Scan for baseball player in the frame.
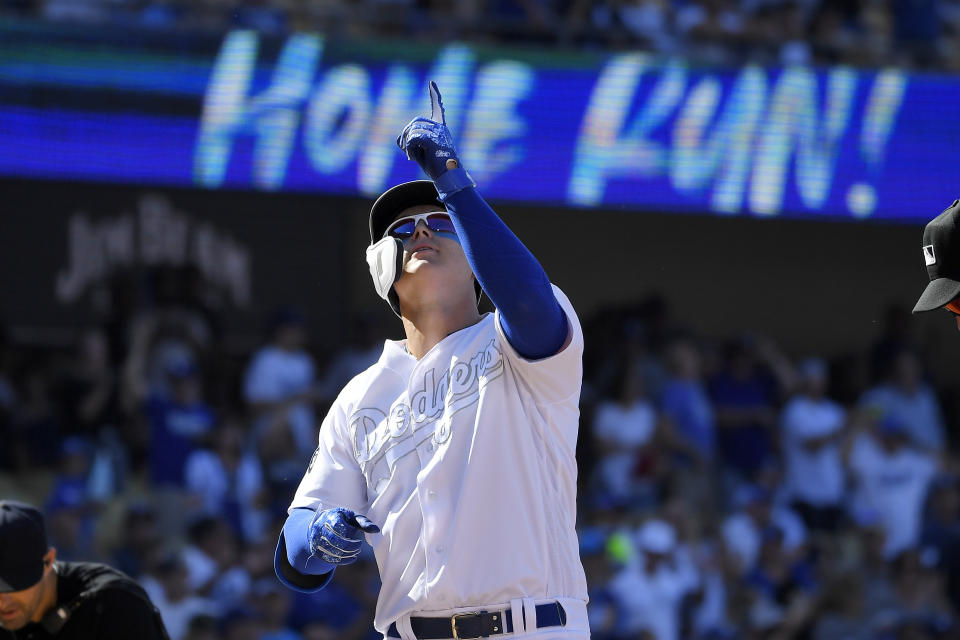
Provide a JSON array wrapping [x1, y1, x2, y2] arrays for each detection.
[[274, 82, 590, 640], [913, 199, 960, 328]]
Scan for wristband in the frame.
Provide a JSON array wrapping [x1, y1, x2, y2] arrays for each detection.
[[434, 167, 476, 201]]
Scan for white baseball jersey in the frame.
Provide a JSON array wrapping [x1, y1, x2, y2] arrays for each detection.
[[289, 285, 588, 633]]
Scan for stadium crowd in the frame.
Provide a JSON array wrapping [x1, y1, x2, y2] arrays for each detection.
[[1, 0, 960, 70], [0, 265, 957, 640]]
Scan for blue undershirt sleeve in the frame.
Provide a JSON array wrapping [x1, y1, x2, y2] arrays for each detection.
[[442, 187, 567, 359], [274, 507, 335, 592]]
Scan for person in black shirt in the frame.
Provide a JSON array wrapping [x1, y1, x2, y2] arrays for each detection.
[[0, 500, 169, 639]]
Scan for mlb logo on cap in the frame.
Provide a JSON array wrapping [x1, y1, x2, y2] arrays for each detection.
[[913, 199, 960, 313]]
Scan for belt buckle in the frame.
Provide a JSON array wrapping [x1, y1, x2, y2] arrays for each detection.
[[450, 611, 480, 640]]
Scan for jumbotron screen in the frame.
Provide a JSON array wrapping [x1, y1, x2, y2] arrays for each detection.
[[0, 22, 954, 222]]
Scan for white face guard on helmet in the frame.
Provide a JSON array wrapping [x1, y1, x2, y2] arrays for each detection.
[[365, 236, 405, 317], [366, 180, 482, 318]]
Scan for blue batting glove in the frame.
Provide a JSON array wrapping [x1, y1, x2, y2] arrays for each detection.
[[397, 82, 476, 200], [308, 507, 380, 566]]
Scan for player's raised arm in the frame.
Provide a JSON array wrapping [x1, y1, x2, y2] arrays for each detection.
[[395, 82, 568, 359]]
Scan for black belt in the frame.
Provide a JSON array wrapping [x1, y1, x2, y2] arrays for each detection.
[[387, 602, 567, 639]]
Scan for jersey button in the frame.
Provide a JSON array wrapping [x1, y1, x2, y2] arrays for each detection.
[[435, 545, 444, 553], [427, 490, 437, 499]]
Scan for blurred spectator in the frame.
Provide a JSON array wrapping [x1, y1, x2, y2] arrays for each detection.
[[181, 515, 240, 600], [183, 614, 220, 640], [54, 326, 119, 437], [318, 313, 382, 400], [674, 0, 747, 65], [299, 620, 339, 640], [144, 354, 216, 488], [860, 348, 946, 452], [742, 524, 817, 637], [607, 519, 700, 640], [708, 337, 791, 481], [919, 473, 960, 611], [890, 549, 954, 624], [112, 502, 163, 579], [780, 358, 847, 531], [590, 366, 662, 510], [847, 414, 939, 558], [220, 608, 265, 640], [891, 0, 943, 67], [244, 307, 320, 469], [812, 573, 873, 640], [41, 0, 111, 23], [185, 417, 267, 541], [43, 436, 99, 559], [231, 0, 288, 34], [721, 484, 807, 574], [659, 338, 714, 464], [250, 577, 299, 640], [142, 552, 217, 640]]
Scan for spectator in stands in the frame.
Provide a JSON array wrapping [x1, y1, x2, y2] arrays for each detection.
[[142, 552, 217, 640], [111, 502, 162, 580], [847, 414, 939, 559], [144, 354, 216, 489], [780, 358, 847, 531], [180, 515, 239, 601], [721, 484, 807, 574], [860, 348, 946, 452], [607, 519, 700, 640], [244, 308, 320, 466], [742, 524, 818, 638], [183, 614, 219, 640], [811, 573, 873, 640], [660, 338, 714, 464], [54, 326, 118, 438], [185, 417, 267, 541], [318, 313, 382, 401], [919, 473, 960, 611], [708, 336, 790, 482], [249, 577, 299, 640], [591, 366, 661, 510], [891, 0, 944, 67]]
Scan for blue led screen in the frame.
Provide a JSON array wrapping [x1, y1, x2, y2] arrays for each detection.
[[0, 25, 956, 222]]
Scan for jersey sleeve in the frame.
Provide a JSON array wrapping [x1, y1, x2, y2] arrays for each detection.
[[494, 284, 583, 406], [288, 395, 368, 514]]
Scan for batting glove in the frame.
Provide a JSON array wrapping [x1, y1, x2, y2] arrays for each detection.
[[397, 81, 475, 201], [308, 507, 380, 566]]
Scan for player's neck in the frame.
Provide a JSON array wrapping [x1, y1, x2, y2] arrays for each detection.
[[401, 305, 482, 359]]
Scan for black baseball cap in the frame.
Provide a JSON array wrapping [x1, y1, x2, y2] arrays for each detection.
[[368, 180, 444, 243], [914, 199, 960, 313], [0, 501, 49, 592]]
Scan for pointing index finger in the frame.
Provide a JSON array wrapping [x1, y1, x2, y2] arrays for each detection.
[[429, 81, 446, 126]]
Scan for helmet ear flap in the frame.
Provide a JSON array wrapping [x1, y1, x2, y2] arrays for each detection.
[[366, 237, 404, 317]]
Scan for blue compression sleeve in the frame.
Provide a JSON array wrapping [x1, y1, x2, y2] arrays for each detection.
[[443, 187, 567, 359], [274, 508, 335, 592]]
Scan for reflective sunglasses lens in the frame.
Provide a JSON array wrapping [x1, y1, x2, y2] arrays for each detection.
[[386, 219, 417, 238], [427, 214, 456, 233], [945, 300, 960, 316]]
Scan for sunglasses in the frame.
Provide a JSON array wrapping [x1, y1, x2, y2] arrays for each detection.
[[384, 212, 456, 239], [945, 300, 960, 316]]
